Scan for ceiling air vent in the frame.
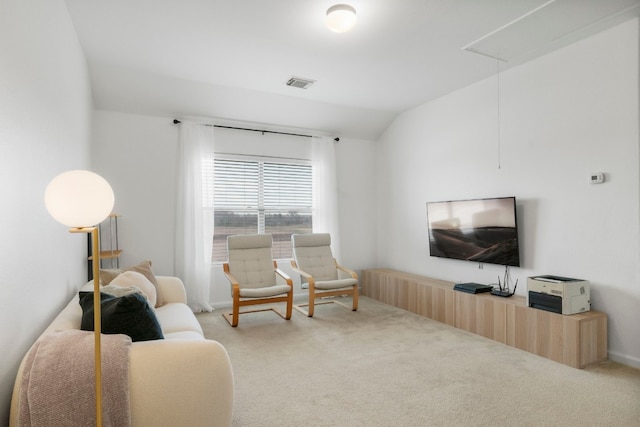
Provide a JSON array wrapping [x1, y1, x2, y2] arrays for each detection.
[[286, 76, 316, 89]]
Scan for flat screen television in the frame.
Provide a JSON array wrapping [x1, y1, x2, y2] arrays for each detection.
[[426, 196, 520, 267]]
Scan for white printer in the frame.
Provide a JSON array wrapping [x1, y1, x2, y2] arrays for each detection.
[[527, 275, 590, 315]]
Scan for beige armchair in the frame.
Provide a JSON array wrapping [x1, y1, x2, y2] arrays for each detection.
[[222, 234, 293, 327], [290, 233, 358, 317]]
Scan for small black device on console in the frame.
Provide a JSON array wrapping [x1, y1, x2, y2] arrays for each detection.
[[490, 289, 514, 297], [489, 272, 518, 297], [453, 282, 494, 294]]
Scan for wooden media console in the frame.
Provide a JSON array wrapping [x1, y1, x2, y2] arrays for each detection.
[[361, 269, 607, 368]]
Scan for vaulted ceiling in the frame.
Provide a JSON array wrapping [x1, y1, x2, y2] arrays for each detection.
[[65, 0, 640, 140]]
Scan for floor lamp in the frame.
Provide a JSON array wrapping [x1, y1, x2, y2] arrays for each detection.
[[45, 170, 115, 427]]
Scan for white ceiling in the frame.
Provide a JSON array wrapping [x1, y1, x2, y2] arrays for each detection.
[[65, 0, 640, 140]]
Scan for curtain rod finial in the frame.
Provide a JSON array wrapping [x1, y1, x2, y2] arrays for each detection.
[[334, 137, 340, 142], [173, 119, 181, 124]]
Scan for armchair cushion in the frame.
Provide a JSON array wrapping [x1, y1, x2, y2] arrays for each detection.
[[313, 278, 358, 290], [292, 233, 338, 281], [227, 233, 273, 250], [229, 251, 276, 288], [239, 284, 292, 298], [227, 234, 277, 289]]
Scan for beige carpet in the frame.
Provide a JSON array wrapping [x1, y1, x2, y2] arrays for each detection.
[[196, 297, 640, 427]]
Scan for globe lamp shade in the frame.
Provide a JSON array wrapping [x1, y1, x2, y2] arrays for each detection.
[[45, 170, 114, 228], [326, 4, 357, 33]]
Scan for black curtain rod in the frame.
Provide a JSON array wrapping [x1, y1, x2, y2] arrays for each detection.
[[173, 119, 339, 140]]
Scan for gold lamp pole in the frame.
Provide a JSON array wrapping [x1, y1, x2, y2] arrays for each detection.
[[45, 170, 115, 427]]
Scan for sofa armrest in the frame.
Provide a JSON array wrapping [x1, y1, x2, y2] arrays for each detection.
[[156, 276, 187, 305], [129, 339, 234, 427]]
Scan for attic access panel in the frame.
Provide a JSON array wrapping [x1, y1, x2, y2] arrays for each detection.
[[463, 0, 640, 62]]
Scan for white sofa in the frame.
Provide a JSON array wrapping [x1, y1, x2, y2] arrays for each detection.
[[10, 276, 234, 426]]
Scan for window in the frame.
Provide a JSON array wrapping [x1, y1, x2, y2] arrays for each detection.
[[211, 157, 312, 262]]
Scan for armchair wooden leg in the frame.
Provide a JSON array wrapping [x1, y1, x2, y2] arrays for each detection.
[[292, 285, 358, 317], [232, 303, 239, 326], [223, 291, 240, 327], [352, 285, 359, 311], [307, 297, 315, 317], [222, 312, 238, 327], [285, 291, 293, 320]]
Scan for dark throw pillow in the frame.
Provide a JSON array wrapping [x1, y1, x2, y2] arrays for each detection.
[[79, 291, 164, 342]]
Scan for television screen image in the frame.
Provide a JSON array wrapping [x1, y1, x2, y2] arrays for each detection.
[[426, 197, 520, 267]]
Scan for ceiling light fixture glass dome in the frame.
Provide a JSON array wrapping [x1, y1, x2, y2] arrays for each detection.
[[326, 4, 357, 33]]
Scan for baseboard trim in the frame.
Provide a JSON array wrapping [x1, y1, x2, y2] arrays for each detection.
[[608, 350, 640, 369]]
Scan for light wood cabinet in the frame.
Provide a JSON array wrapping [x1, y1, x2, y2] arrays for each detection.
[[362, 269, 455, 326], [361, 269, 607, 369]]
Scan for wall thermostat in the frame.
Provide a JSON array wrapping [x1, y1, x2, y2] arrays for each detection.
[[589, 172, 605, 184]]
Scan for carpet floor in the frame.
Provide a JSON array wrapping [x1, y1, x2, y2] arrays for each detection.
[[196, 296, 640, 427]]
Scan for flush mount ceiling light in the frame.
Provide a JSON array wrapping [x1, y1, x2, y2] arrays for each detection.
[[326, 4, 357, 33]]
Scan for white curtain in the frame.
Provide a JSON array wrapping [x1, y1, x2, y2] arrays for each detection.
[[311, 136, 341, 259], [175, 123, 215, 312]]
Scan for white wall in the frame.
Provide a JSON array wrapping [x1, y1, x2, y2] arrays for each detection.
[[0, 0, 92, 422], [91, 112, 378, 306], [91, 112, 179, 274], [376, 18, 640, 368]]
